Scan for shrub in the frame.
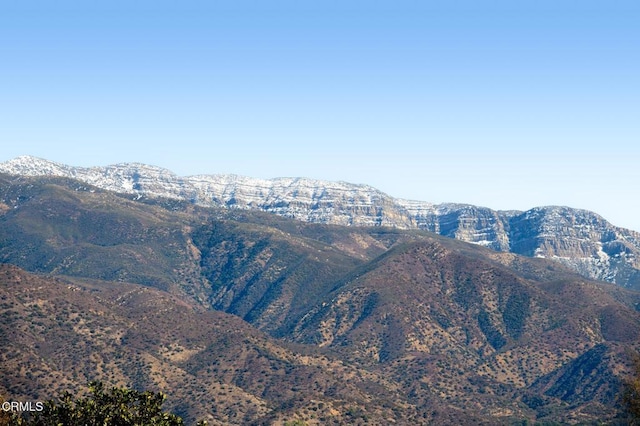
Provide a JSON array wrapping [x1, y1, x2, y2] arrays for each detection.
[[7, 381, 206, 426]]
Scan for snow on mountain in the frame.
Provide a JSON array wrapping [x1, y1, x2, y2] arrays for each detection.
[[2, 155, 639, 288]]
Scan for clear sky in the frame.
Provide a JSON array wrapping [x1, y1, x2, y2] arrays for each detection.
[[1, 1, 639, 230]]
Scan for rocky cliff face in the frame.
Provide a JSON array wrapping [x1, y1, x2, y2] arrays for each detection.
[[2, 155, 639, 289], [507, 206, 640, 286]]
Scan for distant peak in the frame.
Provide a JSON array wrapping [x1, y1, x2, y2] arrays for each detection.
[[7, 155, 59, 165], [0, 155, 72, 176]]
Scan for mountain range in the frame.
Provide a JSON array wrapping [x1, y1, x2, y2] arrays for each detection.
[[1, 155, 639, 290], [1, 169, 640, 424]]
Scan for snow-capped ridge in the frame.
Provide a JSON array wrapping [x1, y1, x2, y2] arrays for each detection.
[[2, 156, 639, 288]]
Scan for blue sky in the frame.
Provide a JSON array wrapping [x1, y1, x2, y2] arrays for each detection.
[[1, 1, 639, 230]]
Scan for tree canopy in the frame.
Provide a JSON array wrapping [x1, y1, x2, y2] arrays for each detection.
[[5, 382, 202, 426]]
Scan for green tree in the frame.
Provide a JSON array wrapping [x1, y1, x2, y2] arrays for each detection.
[[1, 395, 14, 426], [8, 381, 202, 426], [283, 420, 307, 426]]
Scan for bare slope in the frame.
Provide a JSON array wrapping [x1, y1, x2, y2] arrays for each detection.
[[0, 264, 418, 425], [286, 238, 640, 422]]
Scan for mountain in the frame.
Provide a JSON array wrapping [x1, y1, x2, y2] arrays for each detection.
[[286, 238, 640, 423], [0, 264, 418, 425], [1, 174, 640, 423], [2, 156, 639, 289]]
